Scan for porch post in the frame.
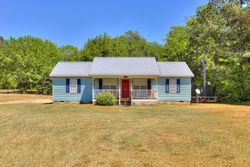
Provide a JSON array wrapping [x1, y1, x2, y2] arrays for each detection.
[[118, 78, 121, 106]]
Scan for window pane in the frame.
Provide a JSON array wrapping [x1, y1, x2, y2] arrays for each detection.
[[133, 79, 147, 90], [102, 86, 109, 89], [103, 79, 109, 86], [169, 79, 177, 93], [133, 79, 147, 86], [109, 79, 117, 86], [102, 79, 117, 89], [70, 79, 77, 93], [133, 86, 139, 89], [110, 86, 117, 89]]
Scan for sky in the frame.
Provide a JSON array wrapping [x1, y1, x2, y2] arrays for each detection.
[[1, 0, 208, 48]]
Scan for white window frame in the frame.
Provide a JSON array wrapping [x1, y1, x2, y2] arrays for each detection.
[[169, 79, 177, 94], [70, 79, 77, 93]]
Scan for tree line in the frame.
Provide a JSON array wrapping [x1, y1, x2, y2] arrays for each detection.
[[0, 0, 249, 102]]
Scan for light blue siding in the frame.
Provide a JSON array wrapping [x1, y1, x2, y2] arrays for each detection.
[[52, 78, 92, 103], [52, 77, 192, 103], [157, 77, 191, 102]]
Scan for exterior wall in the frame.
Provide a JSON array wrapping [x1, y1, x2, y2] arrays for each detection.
[[52, 77, 192, 104], [52, 78, 92, 103], [157, 77, 191, 102]]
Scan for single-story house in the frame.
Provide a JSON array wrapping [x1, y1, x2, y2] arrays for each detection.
[[49, 57, 194, 105]]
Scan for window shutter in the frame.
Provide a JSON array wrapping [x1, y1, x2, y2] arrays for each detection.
[[147, 79, 151, 90], [99, 79, 102, 89], [177, 79, 180, 93], [77, 79, 81, 93], [66, 79, 70, 93], [165, 79, 169, 93]]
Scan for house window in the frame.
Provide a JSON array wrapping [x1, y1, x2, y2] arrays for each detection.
[[165, 79, 180, 94], [69, 79, 77, 93], [133, 79, 147, 90], [169, 79, 177, 93], [102, 79, 117, 89]]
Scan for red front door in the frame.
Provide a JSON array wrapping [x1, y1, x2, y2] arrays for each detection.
[[122, 79, 130, 98]]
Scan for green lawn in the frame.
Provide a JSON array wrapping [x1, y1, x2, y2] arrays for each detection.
[[0, 102, 249, 167]]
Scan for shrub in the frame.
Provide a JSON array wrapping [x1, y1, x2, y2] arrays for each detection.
[[96, 92, 116, 106]]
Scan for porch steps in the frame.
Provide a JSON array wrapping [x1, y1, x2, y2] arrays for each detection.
[[120, 98, 131, 106]]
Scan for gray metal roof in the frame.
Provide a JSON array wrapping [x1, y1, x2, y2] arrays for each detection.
[[89, 57, 160, 76], [49, 58, 194, 78], [49, 62, 92, 77], [157, 62, 194, 77]]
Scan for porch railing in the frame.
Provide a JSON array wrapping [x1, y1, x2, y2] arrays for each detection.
[[131, 89, 157, 99], [94, 89, 157, 99], [94, 89, 119, 99]]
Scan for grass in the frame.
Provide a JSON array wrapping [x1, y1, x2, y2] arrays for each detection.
[[221, 101, 250, 106], [0, 93, 51, 102], [0, 95, 249, 166]]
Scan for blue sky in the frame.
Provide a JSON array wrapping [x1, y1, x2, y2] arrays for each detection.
[[1, 0, 208, 48]]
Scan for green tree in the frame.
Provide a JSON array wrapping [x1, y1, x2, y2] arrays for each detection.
[[0, 36, 63, 94], [80, 31, 163, 60], [188, 1, 250, 101], [81, 33, 114, 61], [163, 26, 190, 61], [58, 45, 81, 61]]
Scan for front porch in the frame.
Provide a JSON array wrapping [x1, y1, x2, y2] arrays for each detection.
[[92, 78, 157, 105]]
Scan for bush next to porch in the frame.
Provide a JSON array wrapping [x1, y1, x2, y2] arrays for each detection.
[[96, 92, 116, 106]]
